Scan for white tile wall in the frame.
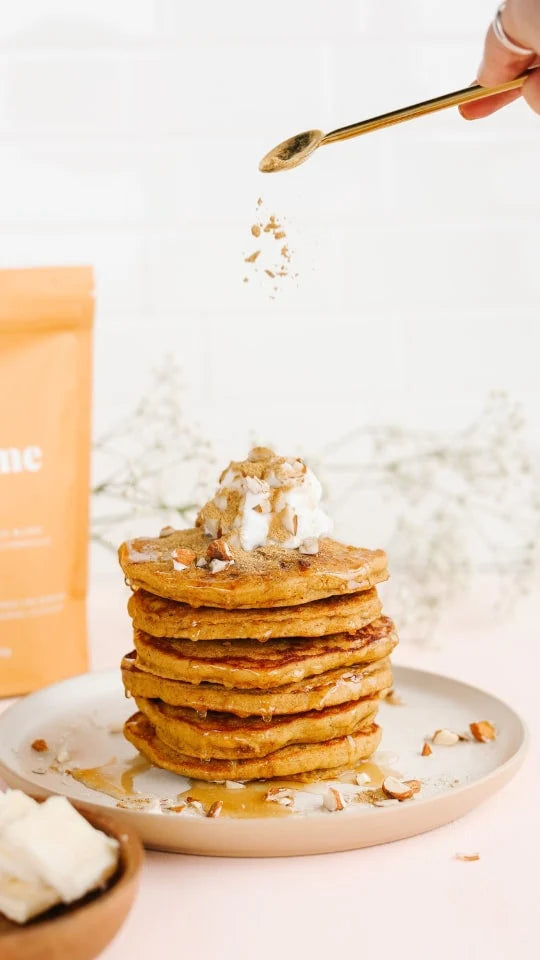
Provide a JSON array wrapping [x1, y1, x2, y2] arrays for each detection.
[[0, 0, 538, 561]]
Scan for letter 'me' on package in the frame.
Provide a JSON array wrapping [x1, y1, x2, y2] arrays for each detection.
[[0, 267, 94, 695]]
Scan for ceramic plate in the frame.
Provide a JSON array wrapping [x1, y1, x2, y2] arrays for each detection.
[[0, 667, 526, 857]]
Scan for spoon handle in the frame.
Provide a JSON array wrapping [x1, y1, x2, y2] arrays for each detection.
[[320, 68, 536, 146]]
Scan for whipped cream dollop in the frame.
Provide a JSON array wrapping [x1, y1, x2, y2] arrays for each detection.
[[196, 447, 333, 552]]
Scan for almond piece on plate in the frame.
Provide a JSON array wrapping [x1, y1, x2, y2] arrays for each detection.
[[207, 801, 223, 818], [323, 788, 345, 812], [382, 776, 415, 800], [432, 729, 460, 746], [456, 852, 480, 862], [386, 689, 404, 706], [469, 721, 496, 742], [31, 739, 49, 753], [421, 741, 432, 756]]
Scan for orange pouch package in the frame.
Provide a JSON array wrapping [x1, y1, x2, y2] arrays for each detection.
[[0, 267, 94, 696]]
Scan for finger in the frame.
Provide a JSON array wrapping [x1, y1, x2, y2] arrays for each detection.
[[477, 11, 536, 87], [523, 63, 540, 112], [459, 86, 522, 120]]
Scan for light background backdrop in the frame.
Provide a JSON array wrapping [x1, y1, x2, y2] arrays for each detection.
[[1, 0, 539, 643]]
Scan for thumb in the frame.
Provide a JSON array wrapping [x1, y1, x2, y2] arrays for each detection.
[[460, 6, 537, 120]]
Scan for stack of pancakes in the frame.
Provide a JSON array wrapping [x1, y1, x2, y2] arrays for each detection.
[[119, 528, 398, 782]]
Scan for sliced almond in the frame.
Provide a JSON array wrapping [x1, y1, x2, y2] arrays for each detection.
[[195, 557, 207, 568], [206, 537, 233, 561], [31, 739, 48, 753], [159, 525, 175, 537], [355, 772, 371, 786], [456, 852, 480, 862], [432, 728, 460, 746], [172, 547, 196, 566], [265, 787, 294, 806], [209, 558, 232, 574], [225, 780, 245, 790], [299, 538, 319, 555], [207, 801, 223, 818], [323, 787, 345, 812], [386, 689, 404, 706], [382, 776, 415, 800], [469, 721, 496, 743]]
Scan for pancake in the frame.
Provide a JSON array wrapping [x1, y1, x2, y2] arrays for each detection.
[[128, 587, 382, 641], [124, 712, 382, 781], [118, 528, 388, 608], [122, 652, 392, 717], [135, 696, 379, 759], [133, 616, 398, 690]]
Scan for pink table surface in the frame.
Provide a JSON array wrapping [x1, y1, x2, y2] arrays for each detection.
[[2, 571, 539, 960]]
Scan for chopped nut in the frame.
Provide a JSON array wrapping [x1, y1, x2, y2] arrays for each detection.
[[207, 801, 223, 818], [265, 787, 294, 806], [421, 741, 433, 756], [172, 547, 196, 566], [432, 728, 460, 746], [164, 804, 186, 814], [373, 798, 400, 807], [265, 269, 275, 278], [299, 538, 319, 555], [244, 250, 261, 263], [206, 537, 233, 561], [356, 772, 371, 786], [209, 558, 232, 574], [31, 739, 48, 753], [456, 853, 480, 862], [323, 787, 345, 812], [470, 721, 496, 743], [382, 776, 415, 800], [274, 230, 286, 240], [225, 780, 245, 790], [386, 689, 404, 706], [159, 525, 175, 537], [196, 557, 207, 568]]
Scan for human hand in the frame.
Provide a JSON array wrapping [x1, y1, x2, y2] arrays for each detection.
[[460, 0, 540, 119]]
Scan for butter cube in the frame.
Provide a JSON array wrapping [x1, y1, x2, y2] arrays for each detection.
[[1, 796, 119, 903], [0, 791, 37, 831], [0, 872, 60, 924]]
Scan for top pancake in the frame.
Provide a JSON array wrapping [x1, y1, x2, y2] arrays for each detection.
[[127, 587, 382, 641], [118, 528, 388, 609]]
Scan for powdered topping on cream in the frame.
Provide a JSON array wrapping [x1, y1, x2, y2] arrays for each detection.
[[196, 447, 333, 552]]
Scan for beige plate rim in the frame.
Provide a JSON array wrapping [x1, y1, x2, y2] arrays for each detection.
[[0, 666, 528, 858]]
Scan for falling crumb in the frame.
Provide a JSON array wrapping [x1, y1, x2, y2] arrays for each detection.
[[456, 853, 480, 862], [243, 199, 297, 297], [31, 739, 49, 753]]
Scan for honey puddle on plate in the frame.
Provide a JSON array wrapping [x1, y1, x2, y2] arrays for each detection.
[[70, 756, 394, 818]]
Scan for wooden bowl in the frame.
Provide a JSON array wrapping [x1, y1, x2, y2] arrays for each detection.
[[0, 800, 144, 960]]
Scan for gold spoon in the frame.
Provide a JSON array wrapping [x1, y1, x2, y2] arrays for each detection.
[[259, 69, 535, 173]]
